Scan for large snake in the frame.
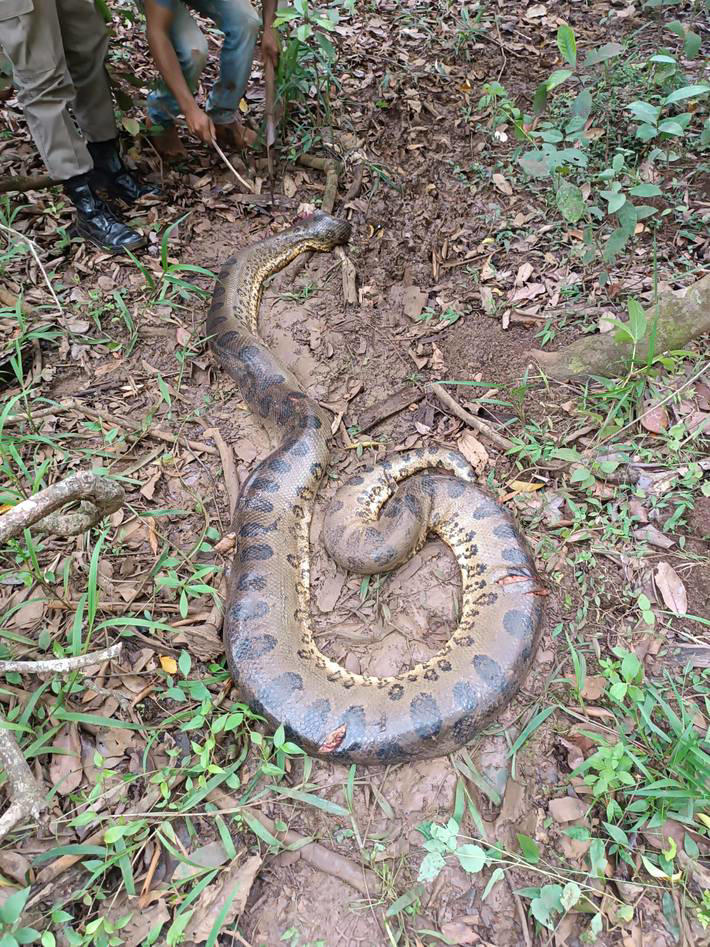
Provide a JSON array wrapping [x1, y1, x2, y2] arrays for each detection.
[[207, 211, 543, 764]]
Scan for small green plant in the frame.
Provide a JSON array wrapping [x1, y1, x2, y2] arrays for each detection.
[[0, 886, 40, 945]]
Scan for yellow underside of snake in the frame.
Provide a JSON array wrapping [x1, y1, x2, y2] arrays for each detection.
[[207, 211, 543, 764]]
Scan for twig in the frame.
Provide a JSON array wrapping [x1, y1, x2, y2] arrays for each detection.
[[0, 172, 56, 195], [203, 427, 240, 520], [0, 726, 47, 841], [63, 398, 219, 455], [0, 643, 122, 674], [0, 223, 63, 315], [429, 382, 514, 452], [0, 470, 124, 543], [213, 140, 254, 193]]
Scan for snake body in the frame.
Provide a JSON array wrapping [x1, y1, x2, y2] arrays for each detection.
[[208, 211, 543, 764]]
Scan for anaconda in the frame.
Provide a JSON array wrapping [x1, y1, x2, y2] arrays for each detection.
[[207, 211, 543, 765]]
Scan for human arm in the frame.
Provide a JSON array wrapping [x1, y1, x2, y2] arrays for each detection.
[[261, 0, 279, 67], [144, 0, 215, 143]]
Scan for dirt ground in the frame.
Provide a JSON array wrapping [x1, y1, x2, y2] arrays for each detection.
[[0, 0, 708, 945]]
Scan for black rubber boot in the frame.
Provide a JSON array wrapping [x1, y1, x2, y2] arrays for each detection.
[[63, 173, 147, 254], [87, 138, 160, 204]]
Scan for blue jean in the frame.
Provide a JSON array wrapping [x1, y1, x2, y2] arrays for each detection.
[[146, 0, 260, 127]]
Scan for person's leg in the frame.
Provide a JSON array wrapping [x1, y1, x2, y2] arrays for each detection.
[[57, 0, 159, 202], [0, 0, 146, 252], [190, 0, 259, 147], [145, 1, 207, 154]]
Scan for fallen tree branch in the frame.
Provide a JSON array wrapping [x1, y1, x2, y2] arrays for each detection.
[[0, 173, 56, 195], [0, 471, 125, 841], [0, 643, 122, 674], [528, 273, 710, 381], [429, 382, 514, 452], [0, 470, 124, 542]]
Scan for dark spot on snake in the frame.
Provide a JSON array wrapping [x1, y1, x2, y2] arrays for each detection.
[[209, 313, 227, 326], [277, 399, 295, 423], [373, 545, 397, 566], [329, 499, 344, 513], [230, 598, 269, 621], [447, 480, 467, 499], [381, 459, 392, 470], [286, 553, 299, 568], [502, 547, 528, 565], [414, 448, 425, 458], [240, 543, 274, 562], [267, 456, 291, 474], [388, 683, 404, 701], [258, 671, 304, 711], [301, 413, 322, 431], [296, 486, 312, 500], [234, 633, 276, 660], [251, 477, 279, 493], [364, 526, 385, 548], [291, 505, 305, 519], [377, 740, 407, 762], [452, 679, 480, 743], [453, 680, 478, 713], [423, 668, 439, 682], [297, 648, 312, 660], [236, 572, 267, 592], [494, 523, 517, 540], [242, 496, 274, 513], [457, 635, 476, 647], [473, 654, 504, 687], [419, 475, 436, 498], [301, 698, 331, 744], [239, 522, 275, 537], [383, 498, 403, 519], [219, 330, 241, 348], [503, 608, 534, 640], [404, 493, 420, 515], [349, 475, 364, 486], [310, 462, 323, 478], [472, 499, 500, 520], [258, 396, 273, 417], [285, 438, 310, 457], [410, 692, 443, 740], [437, 659, 452, 672], [335, 704, 366, 754]]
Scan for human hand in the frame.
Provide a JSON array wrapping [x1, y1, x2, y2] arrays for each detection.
[[185, 104, 216, 144], [261, 26, 280, 68]]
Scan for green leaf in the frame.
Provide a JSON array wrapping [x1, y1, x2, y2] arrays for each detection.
[[600, 190, 626, 213], [603, 227, 631, 262], [517, 834, 540, 864], [456, 844, 487, 874], [629, 182, 662, 197], [649, 54, 676, 65], [557, 25, 577, 67], [683, 31, 701, 60], [561, 881, 581, 911], [508, 705, 557, 758], [627, 298, 647, 343], [269, 786, 349, 817], [178, 650, 191, 677], [482, 867, 505, 901], [583, 42, 623, 67], [546, 69, 573, 91], [0, 936, 20, 947], [418, 851, 446, 882], [603, 822, 629, 845], [664, 84, 709, 105], [530, 885, 563, 930], [385, 885, 425, 918], [556, 182, 585, 223], [532, 81, 548, 115], [0, 887, 31, 926], [626, 100, 661, 125], [121, 116, 140, 136]]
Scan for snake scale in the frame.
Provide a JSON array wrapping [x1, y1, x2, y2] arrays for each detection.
[[207, 211, 544, 765]]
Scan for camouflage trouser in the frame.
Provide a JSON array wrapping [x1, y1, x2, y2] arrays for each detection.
[[0, 0, 117, 179], [144, 0, 260, 127]]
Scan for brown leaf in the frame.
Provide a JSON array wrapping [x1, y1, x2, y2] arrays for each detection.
[[633, 525, 675, 549], [173, 841, 230, 881], [549, 796, 588, 823], [515, 262, 534, 286], [480, 285, 497, 315], [183, 854, 262, 941], [654, 561, 687, 616], [440, 919, 480, 944], [316, 571, 346, 613], [492, 172, 513, 196], [402, 286, 428, 320], [640, 402, 669, 433], [0, 851, 31, 885], [457, 431, 489, 474], [49, 725, 84, 796]]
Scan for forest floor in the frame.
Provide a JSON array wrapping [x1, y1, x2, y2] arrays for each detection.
[[0, 1, 708, 946]]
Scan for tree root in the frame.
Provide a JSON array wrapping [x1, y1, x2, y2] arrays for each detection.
[[0, 173, 57, 195], [0, 471, 125, 841], [528, 273, 710, 381], [0, 470, 124, 543], [429, 382, 514, 452]]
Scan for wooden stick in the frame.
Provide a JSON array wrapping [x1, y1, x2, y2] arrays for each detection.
[[429, 383, 514, 451], [213, 141, 254, 193], [0, 643, 122, 674]]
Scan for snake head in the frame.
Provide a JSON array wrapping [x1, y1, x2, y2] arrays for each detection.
[[294, 209, 352, 248]]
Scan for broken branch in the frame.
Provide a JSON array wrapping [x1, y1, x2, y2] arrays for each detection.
[[429, 383, 514, 452]]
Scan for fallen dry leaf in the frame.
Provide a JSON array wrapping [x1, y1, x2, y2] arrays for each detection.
[[515, 262, 533, 285], [549, 796, 588, 823], [440, 919, 480, 945], [159, 655, 178, 674], [457, 430, 489, 474], [402, 286, 428, 320], [640, 402, 669, 434], [49, 724, 84, 796], [491, 172, 513, 196], [654, 561, 687, 616], [633, 524, 675, 549], [183, 854, 262, 941], [509, 480, 544, 493]]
